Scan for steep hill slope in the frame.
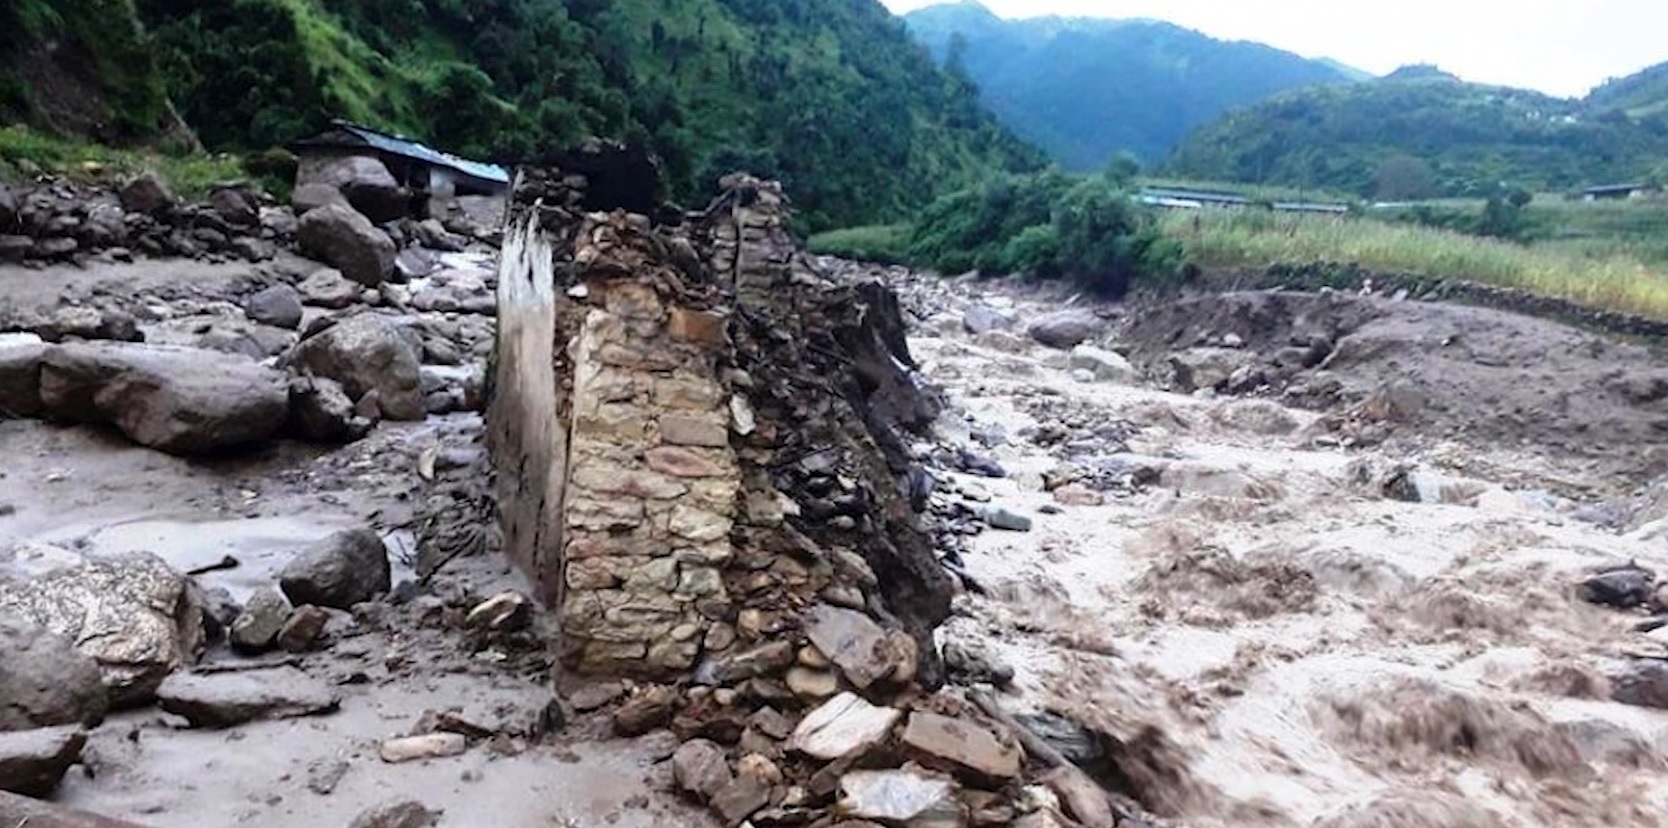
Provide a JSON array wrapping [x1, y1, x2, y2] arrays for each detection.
[[1587, 60, 1668, 117], [903, 0, 1359, 170], [1168, 70, 1668, 197], [6, 0, 1045, 230]]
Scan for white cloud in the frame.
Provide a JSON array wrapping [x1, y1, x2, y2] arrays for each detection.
[[881, 0, 1668, 97]]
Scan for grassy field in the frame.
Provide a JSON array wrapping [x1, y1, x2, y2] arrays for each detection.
[[0, 125, 249, 197], [1162, 208, 1668, 320]]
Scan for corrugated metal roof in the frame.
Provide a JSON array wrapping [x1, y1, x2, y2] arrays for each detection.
[[308, 121, 509, 185]]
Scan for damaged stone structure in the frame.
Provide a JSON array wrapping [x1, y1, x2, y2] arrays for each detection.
[[489, 166, 1151, 827]]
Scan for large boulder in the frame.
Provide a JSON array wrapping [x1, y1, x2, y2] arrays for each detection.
[[288, 314, 424, 421], [118, 171, 174, 216], [0, 616, 109, 732], [287, 375, 372, 443], [1025, 309, 1103, 350], [38, 342, 291, 455], [279, 529, 391, 610], [291, 182, 348, 216], [0, 340, 45, 417], [244, 284, 305, 330], [299, 156, 408, 223], [0, 726, 86, 797], [298, 203, 396, 287], [298, 267, 361, 309], [0, 552, 205, 706], [208, 183, 261, 227]]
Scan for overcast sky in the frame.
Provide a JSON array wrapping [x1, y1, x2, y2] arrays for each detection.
[[879, 1, 1668, 98]]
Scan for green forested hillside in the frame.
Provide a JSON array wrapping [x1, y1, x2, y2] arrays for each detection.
[[0, 0, 176, 141], [3, 0, 1045, 229], [902, 1, 1358, 170], [1587, 61, 1668, 117], [1168, 69, 1668, 198]]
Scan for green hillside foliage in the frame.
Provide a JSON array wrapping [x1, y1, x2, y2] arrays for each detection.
[[814, 171, 1184, 297], [1168, 71, 1668, 198], [1588, 61, 1668, 116], [122, 0, 1042, 230], [902, 1, 1358, 170], [0, 0, 173, 141]]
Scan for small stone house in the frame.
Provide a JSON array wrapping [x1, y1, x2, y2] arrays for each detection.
[[289, 120, 509, 213]]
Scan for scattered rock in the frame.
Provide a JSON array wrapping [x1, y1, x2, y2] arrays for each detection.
[[306, 757, 351, 795], [1611, 661, 1668, 709], [790, 692, 901, 761], [963, 303, 1016, 336], [298, 203, 397, 287], [465, 591, 532, 633], [298, 267, 361, 309], [245, 284, 305, 330], [1068, 345, 1136, 383], [155, 667, 340, 728], [0, 181, 15, 230], [0, 726, 85, 797], [942, 640, 1015, 688], [786, 666, 840, 702], [208, 184, 260, 227], [278, 529, 392, 610], [673, 738, 734, 803], [1051, 483, 1104, 507], [39, 342, 290, 455], [35, 306, 142, 343], [1039, 767, 1116, 828], [0, 340, 46, 417], [0, 552, 204, 705], [276, 605, 331, 652], [614, 685, 679, 736], [229, 587, 291, 654], [287, 374, 373, 443], [981, 506, 1033, 532], [710, 758, 775, 825], [119, 172, 174, 216], [1577, 562, 1655, 610], [901, 711, 1023, 784], [1167, 348, 1255, 393], [379, 733, 467, 763], [395, 248, 440, 281], [348, 801, 441, 828], [803, 605, 899, 690], [412, 218, 466, 252], [0, 616, 108, 732], [288, 313, 425, 420], [1026, 309, 1102, 350], [837, 768, 960, 825]]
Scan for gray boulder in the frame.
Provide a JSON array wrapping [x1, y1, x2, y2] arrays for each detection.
[[298, 267, 361, 309], [156, 667, 339, 728], [0, 181, 16, 230], [288, 375, 372, 443], [34, 306, 142, 344], [0, 726, 86, 797], [0, 340, 45, 417], [299, 156, 407, 223], [412, 219, 465, 252], [245, 284, 305, 330], [298, 203, 396, 287], [0, 616, 108, 732], [1026, 309, 1103, 350], [279, 530, 391, 610], [228, 587, 290, 654], [291, 182, 347, 216], [39, 342, 291, 455], [0, 552, 205, 705], [208, 184, 260, 227], [288, 314, 424, 421], [119, 171, 174, 216], [962, 303, 1016, 336]]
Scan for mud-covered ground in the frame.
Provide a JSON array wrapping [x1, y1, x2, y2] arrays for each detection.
[[8, 249, 1668, 827]]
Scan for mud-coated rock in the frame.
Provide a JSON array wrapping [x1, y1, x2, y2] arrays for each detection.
[[0, 340, 46, 417], [0, 552, 204, 706], [34, 306, 142, 344], [298, 203, 396, 287], [1068, 345, 1136, 383], [348, 800, 441, 828], [278, 530, 391, 610], [287, 375, 372, 443], [299, 156, 408, 224], [156, 667, 339, 728], [1026, 309, 1102, 349], [245, 285, 305, 330], [39, 342, 290, 455], [208, 184, 260, 227], [1611, 661, 1668, 709], [297, 267, 360, 309], [1577, 563, 1656, 610], [672, 738, 733, 802], [288, 314, 424, 420], [901, 711, 1022, 783], [228, 587, 290, 654], [0, 726, 86, 796], [276, 605, 330, 652], [118, 172, 174, 216], [962, 303, 1016, 336], [0, 616, 108, 732]]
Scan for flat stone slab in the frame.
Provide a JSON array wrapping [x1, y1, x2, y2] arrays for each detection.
[[901, 711, 1023, 783], [0, 726, 86, 797], [803, 604, 892, 690], [836, 768, 959, 824], [789, 691, 900, 761], [156, 667, 340, 728]]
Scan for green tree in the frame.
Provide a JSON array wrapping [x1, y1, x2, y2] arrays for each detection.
[[1373, 154, 1438, 201]]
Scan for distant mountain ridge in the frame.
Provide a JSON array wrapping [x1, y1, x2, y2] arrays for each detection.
[[902, 0, 1366, 170], [1167, 62, 1668, 197]]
